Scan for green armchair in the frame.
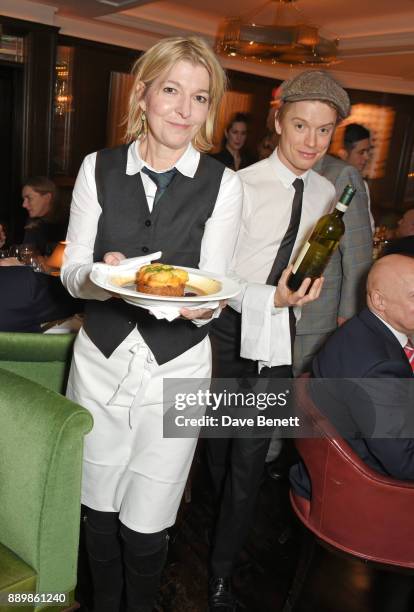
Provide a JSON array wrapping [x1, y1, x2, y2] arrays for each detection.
[[0, 332, 75, 394], [0, 368, 93, 612]]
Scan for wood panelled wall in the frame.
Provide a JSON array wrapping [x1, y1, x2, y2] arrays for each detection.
[[226, 70, 276, 157], [0, 17, 58, 241], [58, 35, 139, 178], [346, 88, 414, 216]]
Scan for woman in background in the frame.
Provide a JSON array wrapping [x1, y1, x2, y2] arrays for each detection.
[[213, 112, 255, 170]]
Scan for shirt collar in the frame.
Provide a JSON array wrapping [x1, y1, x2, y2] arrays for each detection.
[[269, 148, 310, 189], [372, 312, 409, 348], [126, 140, 200, 178]]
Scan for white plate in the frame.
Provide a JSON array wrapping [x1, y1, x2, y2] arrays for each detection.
[[90, 263, 240, 308]]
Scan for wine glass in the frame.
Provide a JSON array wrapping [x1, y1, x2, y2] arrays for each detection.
[[29, 254, 47, 273], [7, 244, 22, 259], [16, 244, 39, 265]]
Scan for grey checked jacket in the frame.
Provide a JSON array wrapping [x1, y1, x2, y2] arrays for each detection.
[[296, 154, 373, 336]]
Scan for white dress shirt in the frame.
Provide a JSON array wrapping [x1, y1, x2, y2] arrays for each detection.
[[229, 148, 336, 369], [61, 141, 243, 302], [372, 312, 409, 348], [62, 142, 243, 529], [364, 179, 375, 235]]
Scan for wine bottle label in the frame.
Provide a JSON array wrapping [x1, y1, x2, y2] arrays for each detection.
[[292, 241, 311, 274], [336, 202, 348, 213]]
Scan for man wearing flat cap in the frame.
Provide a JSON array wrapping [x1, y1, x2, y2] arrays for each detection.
[[207, 71, 352, 610]]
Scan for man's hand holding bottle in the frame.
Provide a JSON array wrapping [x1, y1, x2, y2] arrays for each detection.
[[274, 264, 324, 308]]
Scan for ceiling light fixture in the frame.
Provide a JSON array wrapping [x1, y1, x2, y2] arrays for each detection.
[[216, 0, 339, 67], [96, 0, 143, 7]]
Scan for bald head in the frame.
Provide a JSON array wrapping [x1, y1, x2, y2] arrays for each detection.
[[367, 254, 414, 336]]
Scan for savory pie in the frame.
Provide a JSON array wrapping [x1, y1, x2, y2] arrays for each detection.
[[136, 264, 189, 296]]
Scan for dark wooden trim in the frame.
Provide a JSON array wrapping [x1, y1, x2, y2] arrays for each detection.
[[0, 16, 59, 179], [58, 34, 140, 60], [0, 15, 58, 35], [22, 28, 58, 177], [394, 114, 414, 210]]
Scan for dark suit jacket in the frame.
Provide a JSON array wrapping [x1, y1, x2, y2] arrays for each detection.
[[211, 148, 256, 171], [383, 236, 414, 257], [0, 267, 82, 332], [291, 308, 414, 498], [23, 217, 67, 255]]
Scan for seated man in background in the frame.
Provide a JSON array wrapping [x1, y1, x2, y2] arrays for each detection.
[[291, 254, 414, 501], [395, 208, 414, 238], [0, 266, 82, 333], [382, 208, 414, 257]]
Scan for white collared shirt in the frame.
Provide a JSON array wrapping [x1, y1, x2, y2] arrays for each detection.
[[61, 141, 243, 302], [371, 312, 409, 348], [127, 141, 203, 212], [230, 148, 336, 368]]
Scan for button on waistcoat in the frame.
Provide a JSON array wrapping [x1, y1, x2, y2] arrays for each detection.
[[83, 144, 225, 364]]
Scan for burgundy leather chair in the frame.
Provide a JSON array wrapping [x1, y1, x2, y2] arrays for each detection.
[[283, 374, 414, 611]]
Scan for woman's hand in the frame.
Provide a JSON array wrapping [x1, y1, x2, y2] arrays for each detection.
[[274, 265, 324, 308], [103, 252, 126, 266], [180, 300, 227, 321]]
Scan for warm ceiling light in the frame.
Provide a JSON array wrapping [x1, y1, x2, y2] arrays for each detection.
[[96, 0, 141, 6], [216, 0, 339, 66]]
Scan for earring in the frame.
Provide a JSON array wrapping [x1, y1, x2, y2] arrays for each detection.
[[140, 110, 147, 136]]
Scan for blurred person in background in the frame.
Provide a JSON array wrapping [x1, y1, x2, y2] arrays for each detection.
[[339, 123, 375, 233], [340, 123, 371, 175], [382, 208, 414, 257], [0, 176, 67, 263], [257, 132, 276, 160], [213, 112, 256, 170], [0, 176, 80, 331], [257, 105, 279, 160], [395, 208, 414, 239]]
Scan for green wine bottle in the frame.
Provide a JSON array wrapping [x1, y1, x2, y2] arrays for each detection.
[[288, 184, 356, 292]]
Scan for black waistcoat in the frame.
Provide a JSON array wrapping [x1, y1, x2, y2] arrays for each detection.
[[83, 143, 225, 364]]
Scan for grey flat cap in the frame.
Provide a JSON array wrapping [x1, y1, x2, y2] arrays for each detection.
[[280, 70, 350, 119]]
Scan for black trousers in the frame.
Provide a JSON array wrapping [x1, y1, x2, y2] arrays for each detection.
[[207, 308, 292, 577]]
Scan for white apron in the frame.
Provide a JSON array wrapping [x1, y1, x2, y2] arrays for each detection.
[[66, 326, 211, 533]]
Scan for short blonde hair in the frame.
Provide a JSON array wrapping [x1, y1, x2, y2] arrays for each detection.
[[125, 36, 227, 152]]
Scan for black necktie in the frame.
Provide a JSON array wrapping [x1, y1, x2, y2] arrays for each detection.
[[266, 178, 304, 286], [141, 166, 177, 207]]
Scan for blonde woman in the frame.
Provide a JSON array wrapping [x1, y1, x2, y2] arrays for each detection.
[[61, 37, 242, 612]]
